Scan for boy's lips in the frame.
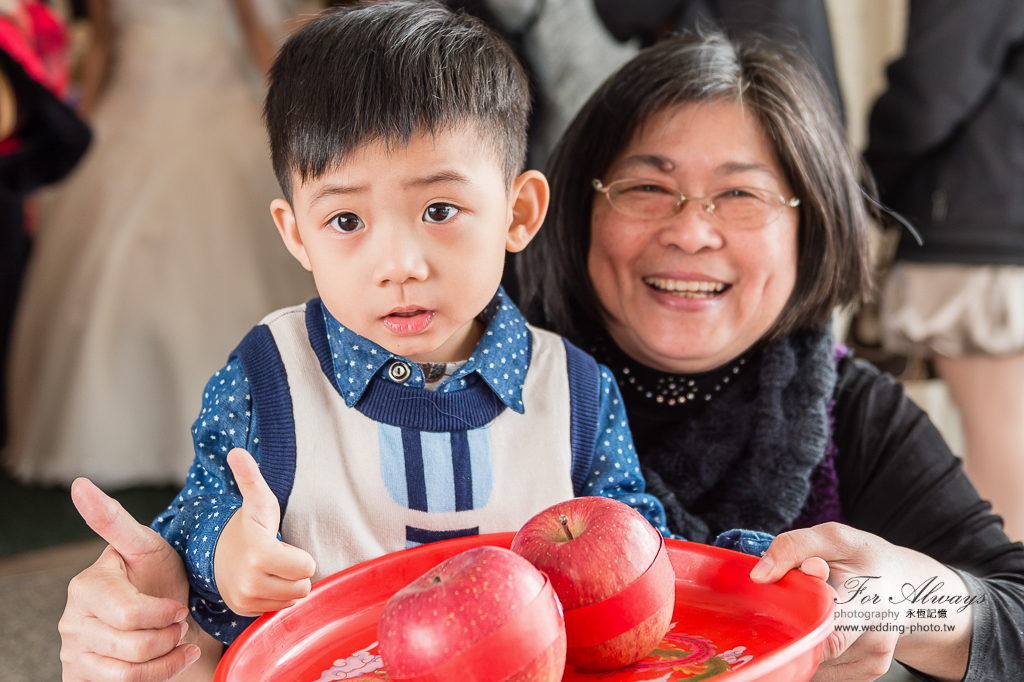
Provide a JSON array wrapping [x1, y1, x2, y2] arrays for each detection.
[[382, 308, 435, 335]]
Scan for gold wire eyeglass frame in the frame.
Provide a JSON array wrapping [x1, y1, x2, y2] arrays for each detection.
[[592, 177, 800, 225]]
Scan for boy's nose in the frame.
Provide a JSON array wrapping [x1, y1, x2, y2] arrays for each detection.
[[373, 228, 430, 285]]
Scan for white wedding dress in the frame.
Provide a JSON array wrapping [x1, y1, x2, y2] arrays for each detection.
[[3, 0, 315, 487]]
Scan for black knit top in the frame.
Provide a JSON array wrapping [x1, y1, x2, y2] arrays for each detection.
[[588, 331, 1024, 680]]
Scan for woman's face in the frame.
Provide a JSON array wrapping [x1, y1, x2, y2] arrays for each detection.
[[588, 100, 799, 373]]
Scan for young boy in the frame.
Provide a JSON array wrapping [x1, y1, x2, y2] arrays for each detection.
[[151, 0, 672, 645]]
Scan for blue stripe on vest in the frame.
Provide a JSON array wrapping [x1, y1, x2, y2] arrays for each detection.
[[467, 428, 493, 508], [564, 338, 601, 496], [401, 427, 428, 512], [229, 324, 297, 520], [378, 424, 494, 512], [450, 431, 473, 511], [378, 424, 408, 508], [420, 431, 456, 513], [405, 525, 479, 548]]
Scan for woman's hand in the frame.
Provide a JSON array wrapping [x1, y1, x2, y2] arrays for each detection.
[[214, 449, 316, 616], [750, 523, 972, 682], [59, 478, 218, 682]]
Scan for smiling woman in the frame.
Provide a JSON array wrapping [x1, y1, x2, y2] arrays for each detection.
[[521, 35, 871, 362], [587, 101, 802, 374], [520, 30, 1024, 682]]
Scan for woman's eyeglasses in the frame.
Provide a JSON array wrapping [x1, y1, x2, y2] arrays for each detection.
[[593, 178, 800, 229]]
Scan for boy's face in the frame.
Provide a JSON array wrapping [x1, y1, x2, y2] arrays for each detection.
[[272, 128, 547, 363]]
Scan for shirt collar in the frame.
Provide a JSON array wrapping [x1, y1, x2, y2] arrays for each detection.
[[322, 287, 532, 413]]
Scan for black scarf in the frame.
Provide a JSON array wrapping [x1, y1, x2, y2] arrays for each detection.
[[617, 328, 837, 543]]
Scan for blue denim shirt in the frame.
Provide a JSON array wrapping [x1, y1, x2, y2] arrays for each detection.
[[151, 288, 674, 644]]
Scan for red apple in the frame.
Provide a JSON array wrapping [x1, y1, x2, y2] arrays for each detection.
[[377, 545, 566, 682], [511, 497, 675, 671]]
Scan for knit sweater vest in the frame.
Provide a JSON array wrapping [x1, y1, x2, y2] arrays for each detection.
[[234, 303, 599, 582]]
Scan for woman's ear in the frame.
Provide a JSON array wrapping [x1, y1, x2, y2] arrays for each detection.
[[271, 198, 312, 271], [506, 170, 550, 253]]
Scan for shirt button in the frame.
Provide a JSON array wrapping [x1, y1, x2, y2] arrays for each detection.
[[388, 361, 411, 383]]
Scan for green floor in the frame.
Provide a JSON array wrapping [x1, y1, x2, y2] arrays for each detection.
[[0, 469, 179, 557]]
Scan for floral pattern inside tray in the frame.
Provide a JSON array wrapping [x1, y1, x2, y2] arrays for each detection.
[[313, 623, 755, 682]]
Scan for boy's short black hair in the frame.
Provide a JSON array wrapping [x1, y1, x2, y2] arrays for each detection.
[[265, 0, 530, 202]]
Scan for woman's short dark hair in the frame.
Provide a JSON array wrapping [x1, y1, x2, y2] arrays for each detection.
[[518, 31, 874, 345], [265, 0, 529, 202]]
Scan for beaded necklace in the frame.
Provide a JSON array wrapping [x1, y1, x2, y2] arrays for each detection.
[[588, 334, 754, 407]]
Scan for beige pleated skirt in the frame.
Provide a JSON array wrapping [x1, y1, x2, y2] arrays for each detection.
[[881, 262, 1024, 358]]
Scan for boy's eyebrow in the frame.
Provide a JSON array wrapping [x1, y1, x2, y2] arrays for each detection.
[[405, 170, 472, 187], [309, 183, 367, 207], [308, 171, 472, 207]]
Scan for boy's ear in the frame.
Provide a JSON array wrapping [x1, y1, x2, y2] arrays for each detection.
[[271, 198, 313, 271], [506, 170, 549, 253]]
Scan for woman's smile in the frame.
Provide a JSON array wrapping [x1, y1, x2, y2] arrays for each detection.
[[588, 100, 799, 374], [642, 275, 731, 298], [641, 273, 733, 315]]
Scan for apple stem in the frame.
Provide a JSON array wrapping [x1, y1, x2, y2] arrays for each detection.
[[558, 514, 574, 541]]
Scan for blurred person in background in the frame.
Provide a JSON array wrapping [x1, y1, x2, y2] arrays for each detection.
[[2, 0, 315, 489], [0, 0, 90, 450], [592, 0, 842, 121], [867, 0, 1024, 540], [475, 0, 842, 171]]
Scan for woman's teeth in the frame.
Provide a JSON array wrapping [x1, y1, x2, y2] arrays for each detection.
[[643, 277, 727, 298]]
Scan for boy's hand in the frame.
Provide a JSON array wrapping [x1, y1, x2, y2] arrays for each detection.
[[214, 448, 316, 617]]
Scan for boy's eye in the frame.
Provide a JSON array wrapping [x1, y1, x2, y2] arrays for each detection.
[[328, 212, 365, 233], [423, 203, 460, 224]]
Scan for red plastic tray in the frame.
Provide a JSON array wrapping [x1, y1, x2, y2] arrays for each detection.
[[215, 533, 834, 682]]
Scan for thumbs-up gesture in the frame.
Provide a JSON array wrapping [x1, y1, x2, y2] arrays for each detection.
[[214, 448, 317, 616], [60, 478, 203, 681]]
